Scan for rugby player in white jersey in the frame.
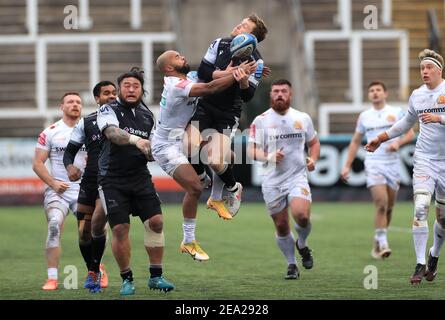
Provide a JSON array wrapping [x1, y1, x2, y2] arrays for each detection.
[[366, 49, 445, 284], [32, 92, 86, 290], [247, 79, 320, 279], [342, 81, 414, 259], [153, 50, 249, 261]]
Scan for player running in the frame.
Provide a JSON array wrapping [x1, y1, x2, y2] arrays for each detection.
[[365, 49, 445, 284], [32, 92, 86, 290], [342, 81, 414, 259], [247, 79, 320, 280]]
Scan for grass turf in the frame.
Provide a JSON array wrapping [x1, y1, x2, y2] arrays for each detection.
[[0, 202, 444, 300]]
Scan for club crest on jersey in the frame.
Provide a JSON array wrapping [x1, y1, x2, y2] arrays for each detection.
[[437, 95, 445, 104], [386, 114, 396, 122], [294, 120, 302, 129], [300, 188, 310, 196]]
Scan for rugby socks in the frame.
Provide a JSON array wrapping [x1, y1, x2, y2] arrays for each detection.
[[295, 222, 312, 249], [79, 241, 93, 271], [276, 233, 297, 265], [375, 228, 388, 249], [431, 220, 445, 257], [183, 218, 196, 244], [217, 164, 237, 190], [120, 269, 133, 282], [149, 264, 163, 278], [210, 170, 225, 201], [412, 225, 429, 265], [91, 233, 106, 273], [47, 268, 58, 280]]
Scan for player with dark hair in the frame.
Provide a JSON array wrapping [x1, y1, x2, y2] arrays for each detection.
[[33, 92, 86, 290], [342, 81, 414, 259], [97, 68, 174, 295], [190, 13, 270, 219], [153, 50, 249, 261], [63, 81, 116, 293]]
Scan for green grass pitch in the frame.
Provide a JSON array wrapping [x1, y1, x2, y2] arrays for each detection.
[[0, 202, 444, 300]]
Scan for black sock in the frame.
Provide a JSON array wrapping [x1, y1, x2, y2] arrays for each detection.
[[217, 165, 236, 189], [191, 162, 205, 176], [121, 269, 133, 282], [79, 241, 93, 271], [91, 234, 106, 273], [149, 265, 163, 278]]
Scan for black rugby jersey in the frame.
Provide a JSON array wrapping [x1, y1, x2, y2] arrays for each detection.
[[64, 111, 101, 181], [197, 36, 263, 115], [97, 98, 155, 179]]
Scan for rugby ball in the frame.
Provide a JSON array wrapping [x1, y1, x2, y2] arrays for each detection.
[[230, 33, 258, 59]]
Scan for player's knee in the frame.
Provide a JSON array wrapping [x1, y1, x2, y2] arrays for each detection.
[[375, 200, 388, 215], [275, 220, 290, 235], [413, 189, 432, 222], [436, 196, 445, 227], [297, 216, 309, 228], [143, 222, 164, 248], [146, 215, 163, 233], [112, 224, 129, 241], [187, 180, 202, 198], [46, 217, 62, 248]]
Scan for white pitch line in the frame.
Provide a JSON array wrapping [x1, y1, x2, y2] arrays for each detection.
[[388, 226, 411, 233]]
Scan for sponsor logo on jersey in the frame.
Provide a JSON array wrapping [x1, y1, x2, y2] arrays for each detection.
[[386, 114, 396, 122], [416, 106, 445, 114], [294, 120, 302, 129], [268, 133, 302, 140], [437, 95, 445, 104], [300, 188, 310, 196], [123, 127, 149, 138]]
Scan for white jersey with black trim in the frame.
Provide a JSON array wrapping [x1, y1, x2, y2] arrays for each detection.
[[36, 119, 87, 185], [356, 104, 405, 162], [407, 81, 445, 160], [153, 75, 197, 142], [249, 107, 317, 188]]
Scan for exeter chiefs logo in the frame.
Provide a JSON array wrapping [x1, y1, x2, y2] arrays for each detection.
[[294, 120, 302, 129], [300, 188, 310, 196], [386, 114, 396, 122], [437, 95, 445, 104]]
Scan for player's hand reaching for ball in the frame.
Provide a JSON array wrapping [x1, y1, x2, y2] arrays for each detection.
[[233, 68, 249, 89]]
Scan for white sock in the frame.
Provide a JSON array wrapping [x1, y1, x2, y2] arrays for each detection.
[[375, 228, 388, 249], [412, 224, 429, 265], [48, 267, 58, 280], [276, 233, 297, 265], [210, 170, 225, 201], [431, 220, 445, 257], [183, 218, 196, 244], [295, 222, 312, 249]]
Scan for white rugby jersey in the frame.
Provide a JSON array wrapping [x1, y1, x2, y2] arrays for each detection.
[[406, 81, 445, 159], [153, 75, 197, 142], [356, 105, 405, 162], [36, 119, 87, 184], [249, 107, 316, 187]]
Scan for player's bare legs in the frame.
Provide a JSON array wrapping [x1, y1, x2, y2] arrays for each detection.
[[173, 164, 209, 261], [369, 185, 394, 258], [290, 197, 313, 269]]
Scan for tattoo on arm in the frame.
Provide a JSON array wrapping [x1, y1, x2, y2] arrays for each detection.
[[104, 126, 131, 145]]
